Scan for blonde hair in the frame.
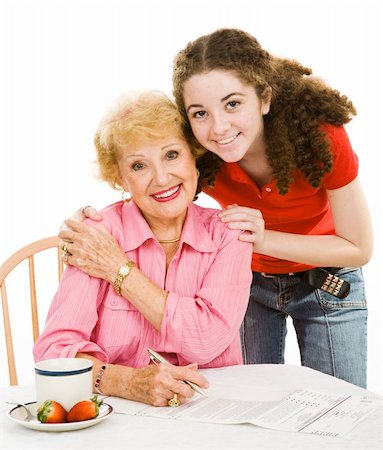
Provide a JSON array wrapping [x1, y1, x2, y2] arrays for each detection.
[[94, 90, 204, 189]]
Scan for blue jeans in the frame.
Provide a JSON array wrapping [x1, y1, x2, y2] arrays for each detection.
[[240, 268, 368, 388]]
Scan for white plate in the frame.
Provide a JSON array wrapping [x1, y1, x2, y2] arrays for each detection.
[[7, 401, 113, 432]]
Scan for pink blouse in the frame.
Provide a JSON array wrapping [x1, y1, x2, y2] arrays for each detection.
[[33, 201, 253, 368]]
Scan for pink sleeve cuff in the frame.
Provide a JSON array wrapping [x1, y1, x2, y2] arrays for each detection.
[[58, 342, 109, 363]]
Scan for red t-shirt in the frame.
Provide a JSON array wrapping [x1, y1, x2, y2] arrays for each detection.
[[203, 124, 359, 273]]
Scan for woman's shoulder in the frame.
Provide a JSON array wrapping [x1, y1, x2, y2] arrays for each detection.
[[190, 203, 221, 225], [99, 200, 125, 216], [189, 204, 247, 245]]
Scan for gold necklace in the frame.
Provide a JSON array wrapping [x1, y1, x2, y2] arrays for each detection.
[[158, 237, 181, 244]]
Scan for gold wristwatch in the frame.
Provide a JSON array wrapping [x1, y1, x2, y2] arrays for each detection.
[[113, 261, 136, 295]]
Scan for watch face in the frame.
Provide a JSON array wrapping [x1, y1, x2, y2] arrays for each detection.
[[120, 266, 129, 276]]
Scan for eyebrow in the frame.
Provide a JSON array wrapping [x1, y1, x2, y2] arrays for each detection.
[[124, 153, 145, 159], [124, 143, 180, 159], [186, 92, 245, 113], [161, 143, 179, 150]]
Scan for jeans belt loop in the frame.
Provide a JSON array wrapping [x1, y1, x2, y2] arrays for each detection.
[[260, 272, 295, 278], [260, 272, 276, 278]]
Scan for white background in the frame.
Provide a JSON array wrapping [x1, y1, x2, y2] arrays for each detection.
[[1, 0, 382, 393]]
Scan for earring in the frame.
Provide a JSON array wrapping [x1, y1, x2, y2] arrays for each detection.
[[121, 190, 131, 202]]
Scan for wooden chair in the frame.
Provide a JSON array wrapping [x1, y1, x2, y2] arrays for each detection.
[[0, 236, 64, 385]]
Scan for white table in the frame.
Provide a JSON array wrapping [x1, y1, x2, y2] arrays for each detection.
[[1, 364, 382, 449]]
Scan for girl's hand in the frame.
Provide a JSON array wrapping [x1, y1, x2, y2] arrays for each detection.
[[59, 205, 102, 233], [127, 363, 209, 407], [58, 219, 126, 282], [218, 204, 265, 250], [76, 205, 103, 221]]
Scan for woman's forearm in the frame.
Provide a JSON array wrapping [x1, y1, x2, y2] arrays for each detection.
[[117, 266, 167, 331], [76, 353, 133, 398], [59, 219, 168, 331], [76, 353, 168, 404]]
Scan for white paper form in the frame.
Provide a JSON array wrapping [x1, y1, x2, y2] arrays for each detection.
[[250, 389, 383, 436], [107, 389, 382, 436], [107, 395, 279, 424], [129, 396, 280, 424], [297, 393, 383, 437]]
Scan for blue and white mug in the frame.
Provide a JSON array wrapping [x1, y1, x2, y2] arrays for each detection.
[[35, 358, 93, 411]]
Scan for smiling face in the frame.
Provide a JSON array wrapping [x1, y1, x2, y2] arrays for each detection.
[[183, 70, 271, 162], [117, 137, 198, 228]]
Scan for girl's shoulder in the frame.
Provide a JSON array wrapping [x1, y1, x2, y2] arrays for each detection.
[[320, 124, 358, 188], [320, 123, 351, 150]]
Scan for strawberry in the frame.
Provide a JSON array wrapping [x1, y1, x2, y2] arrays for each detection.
[[66, 395, 103, 422], [37, 400, 67, 423]]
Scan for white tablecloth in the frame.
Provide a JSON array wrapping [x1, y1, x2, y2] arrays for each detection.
[[1, 364, 382, 449]]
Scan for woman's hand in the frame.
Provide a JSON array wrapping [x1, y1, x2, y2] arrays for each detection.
[[117, 363, 209, 406], [78, 354, 209, 407], [218, 204, 265, 250], [58, 219, 126, 282]]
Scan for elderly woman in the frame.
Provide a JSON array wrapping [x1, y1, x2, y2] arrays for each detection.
[[33, 91, 253, 407]]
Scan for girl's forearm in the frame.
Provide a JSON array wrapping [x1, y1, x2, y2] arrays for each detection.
[[256, 229, 373, 268]]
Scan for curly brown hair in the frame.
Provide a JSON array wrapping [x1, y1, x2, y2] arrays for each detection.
[[172, 28, 356, 195]]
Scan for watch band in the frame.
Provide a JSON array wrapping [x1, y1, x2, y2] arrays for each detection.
[[113, 261, 136, 295]]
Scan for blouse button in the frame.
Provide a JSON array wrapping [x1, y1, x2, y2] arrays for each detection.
[[111, 299, 118, 306], [265, 187, 272, 193]]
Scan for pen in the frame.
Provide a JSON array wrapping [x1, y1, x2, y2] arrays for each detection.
[[147, 348, 207, 397]]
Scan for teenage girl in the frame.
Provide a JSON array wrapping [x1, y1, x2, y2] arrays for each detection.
[[170, 28, 372, 388]]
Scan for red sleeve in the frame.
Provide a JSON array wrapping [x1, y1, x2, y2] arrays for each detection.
[[321, 124, 359, 190]]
